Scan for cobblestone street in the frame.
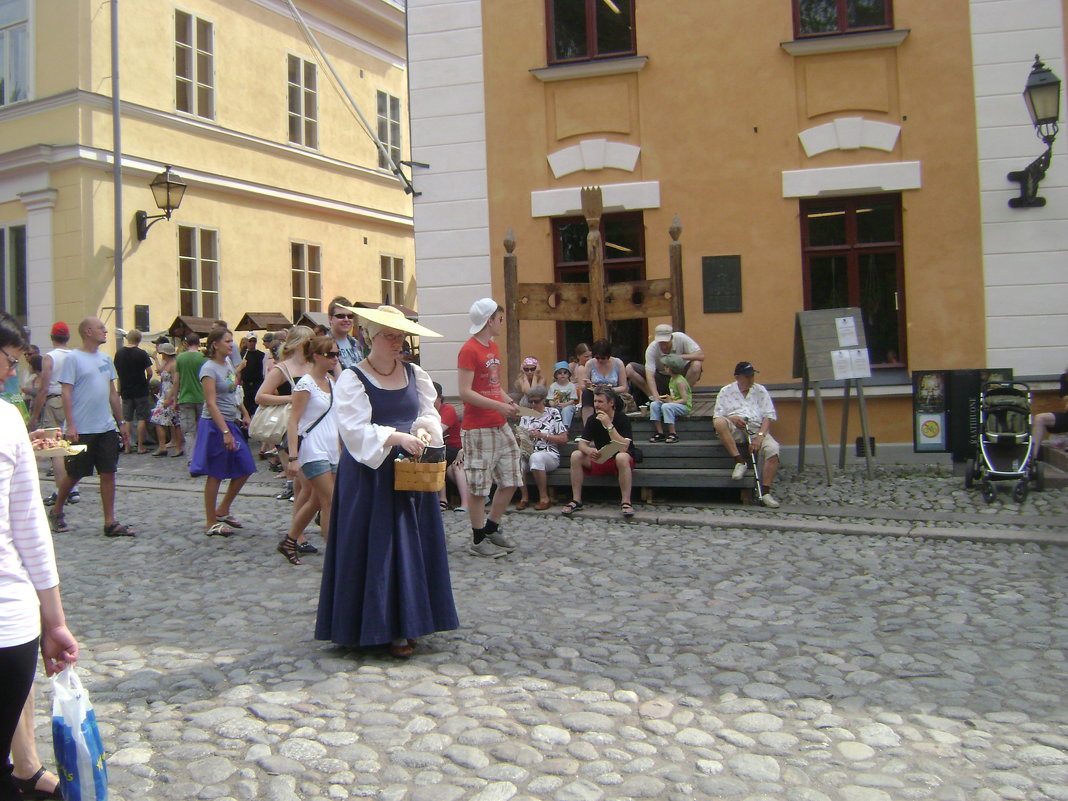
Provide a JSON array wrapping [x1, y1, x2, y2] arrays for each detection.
[[28, 454, 1068, 801]]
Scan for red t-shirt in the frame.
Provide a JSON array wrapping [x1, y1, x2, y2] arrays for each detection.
[[439, 402, 461, 449], [457, 336, 506, 430]]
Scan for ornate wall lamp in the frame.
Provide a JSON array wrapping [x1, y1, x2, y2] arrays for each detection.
[[135, 166, 187, 240], [1008, 55, 1061, 208]]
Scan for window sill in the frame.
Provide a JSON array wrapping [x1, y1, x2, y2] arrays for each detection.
[[780, 29, 909, 57], [531, 55, 648, 83]]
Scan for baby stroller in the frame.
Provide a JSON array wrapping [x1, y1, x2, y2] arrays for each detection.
[[964, 381, 1045, 503]]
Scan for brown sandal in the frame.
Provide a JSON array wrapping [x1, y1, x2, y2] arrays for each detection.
[[277, 537, 302, 565]]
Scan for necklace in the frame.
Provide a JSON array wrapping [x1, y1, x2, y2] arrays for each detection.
[[367, 357, 398, 377]]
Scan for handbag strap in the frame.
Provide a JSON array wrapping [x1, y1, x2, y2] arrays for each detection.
[[277, 362, 295, 390], [302, 377, 334, 437]]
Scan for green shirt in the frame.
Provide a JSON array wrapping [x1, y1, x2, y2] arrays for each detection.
[[668, 374, 692, 414], [175, 349, 207, 404]]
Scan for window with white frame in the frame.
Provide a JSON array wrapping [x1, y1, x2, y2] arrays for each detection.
[[0, 0, 29, 108], [380, 255, 404, 306], [175, 9, 214, 118], [288, 54, 318, 148], [291, 242, 321, 323], [178, 226, 219, 319], [0, 223, 27, 324], [377, 91, 401, 169]]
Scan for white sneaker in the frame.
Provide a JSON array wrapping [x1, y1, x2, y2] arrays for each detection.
[[469, 539, 508, 558], [731, 462, 748, 481], [760, 493, 780, 509], [489, 531, 517, 551]]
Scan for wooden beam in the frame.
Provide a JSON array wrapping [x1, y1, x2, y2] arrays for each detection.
[[604, 278, 675, 320], [503, 228, 519, 389], [514, 283, 592, 321], [581, 186, 607, 342]]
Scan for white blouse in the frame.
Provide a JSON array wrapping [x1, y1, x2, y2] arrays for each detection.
[[293, 374, 339, 467], [334, 363, 443, 469]]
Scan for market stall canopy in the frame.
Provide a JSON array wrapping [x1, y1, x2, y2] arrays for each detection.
[[234, 312, 292, 332], [294, 311, 330, 329], [167, 316, 216, 337]]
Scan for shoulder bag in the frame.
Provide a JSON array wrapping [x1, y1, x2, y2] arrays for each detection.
[[248, 364, 294, 445]]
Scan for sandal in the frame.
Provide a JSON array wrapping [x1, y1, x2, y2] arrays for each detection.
[[295, 540, 319, 554], [215, 513, 244, 528], [14, 767, 62, 801], [649, 433, 666, 442], [439, 500, 450, 512], [515, 499, 529, 511], [277, 537, 302, 565], [621, 503, 635, 518], [104, 521, 137, 537], [664, 433, 679, 443], [206, 522, 234, 537], [47, 510, 69, 533], [561, 500, 583, 516]]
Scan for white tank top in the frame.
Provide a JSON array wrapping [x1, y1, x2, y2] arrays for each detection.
[[46, 348, 72, 396]]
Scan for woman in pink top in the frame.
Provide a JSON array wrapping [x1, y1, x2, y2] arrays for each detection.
[[0, 312, 78, 801]]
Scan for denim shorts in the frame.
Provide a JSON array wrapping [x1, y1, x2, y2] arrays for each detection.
[[301, 460, 337, 480]]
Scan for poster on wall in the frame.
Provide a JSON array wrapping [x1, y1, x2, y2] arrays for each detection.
[[913, 370, 948, 452]]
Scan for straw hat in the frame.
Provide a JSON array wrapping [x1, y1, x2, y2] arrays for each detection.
[[338, 304, 441, 338]]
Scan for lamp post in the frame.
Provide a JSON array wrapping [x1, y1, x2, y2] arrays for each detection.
[[1007, 55, 1061, 208], [135, 166, 187, 240]]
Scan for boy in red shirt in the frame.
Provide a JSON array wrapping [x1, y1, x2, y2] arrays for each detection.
[[457, 299, 520, 557]]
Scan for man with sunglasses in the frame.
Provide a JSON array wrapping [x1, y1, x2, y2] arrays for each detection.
[[327, 296, 366, 373]]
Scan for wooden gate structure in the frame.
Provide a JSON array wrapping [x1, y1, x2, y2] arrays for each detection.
[[503, 186, 686, 388]]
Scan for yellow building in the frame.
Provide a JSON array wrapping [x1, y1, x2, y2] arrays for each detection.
[[0, 0, 413, 345], [409, 0, 1067, 451]]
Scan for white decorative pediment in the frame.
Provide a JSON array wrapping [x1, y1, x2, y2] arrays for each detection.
[[798, 117, 901, 157], [531, 181, 660, 217], [547, 139, 641, 178]]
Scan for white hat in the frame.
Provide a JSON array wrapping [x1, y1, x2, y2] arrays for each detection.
[[338, 304, 441, 338], [654, 323, 673, 343], [469, 298, 500, 335]]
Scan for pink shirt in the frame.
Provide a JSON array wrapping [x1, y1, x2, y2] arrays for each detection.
[[0, 400, 59, 647]]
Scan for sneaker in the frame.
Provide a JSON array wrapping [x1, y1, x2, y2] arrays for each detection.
[[760, 493, 780, 509], [44, 491, 57, 506], [275, 487, 294, 501], [69, 490, 81, 504], [488, 531, 517, 551], [731, 462, 748, 481], [469, 539, 508, 558]]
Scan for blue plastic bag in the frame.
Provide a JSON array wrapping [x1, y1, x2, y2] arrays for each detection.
[[52, 667, 108, 801]]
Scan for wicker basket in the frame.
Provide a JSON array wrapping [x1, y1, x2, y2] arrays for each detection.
[[394, 458, 446, 492]]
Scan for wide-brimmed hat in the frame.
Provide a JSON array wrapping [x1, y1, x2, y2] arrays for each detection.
[[339, 304, 441, 338], [157, 343, 176, 356]]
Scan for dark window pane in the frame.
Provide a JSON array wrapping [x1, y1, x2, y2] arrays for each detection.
[[196, 52, 211, 81], [178, 227, 195, 258], [176, 79, 191, 112], [287, 55, 299, 84], [552, 0, 587, 61], [377, 90, 387, 116], [288, 115, 301, 143], [200, 231, 216, 260], [292, 268, 304, 297], [293, 300, 302, 322], [288, 85, 301, 113], [291, 243, 303, 270], [596, 0, 633, 56], [175, 45, 192, 79], [10, 225, 26, 318], [202, 293, 217, 319], [808, 256, 849, 309], [197, 86, 212, 118], [858, 252, 902, 365], [179, 258, 194, 290], [201, 262, 216, 292], [309, 270, 320, 300], [557, 221, 588, 263], [305, 120, 316, 147], [180, 290, 194, 317], [304, 62, 316, 90], [855, 203, 896, 244], [806, 208, 847, 247], [603, 216, 642, 258], [196, 18, 212, 50], [798, 0, 838, 34], [848, 0, 887, 28], [175, 11, 191, 44]]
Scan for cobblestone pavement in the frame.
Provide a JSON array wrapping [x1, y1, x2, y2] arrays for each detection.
[[26, 453, 1068, 801]]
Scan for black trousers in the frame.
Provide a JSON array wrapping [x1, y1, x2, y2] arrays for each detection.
[[0, 637, 39, 801]]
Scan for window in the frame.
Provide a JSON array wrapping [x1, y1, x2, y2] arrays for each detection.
[[794, 0, 891, 38], [287, 54, 317, 148], [380, 255, 404, 305], [547, 0, 635, 65], [291, 243, 321, 323], [801, 195, 906, 367], [376, 91, 401, 170], [0, 224, 26, 324], [175, 10, 214, 118], [178, 226, 219, 319], [0, 0, 29, 107], [552, 211, 645, 362]]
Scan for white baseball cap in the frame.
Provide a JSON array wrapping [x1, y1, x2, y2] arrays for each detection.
[[654, 323, 673, 342], [469, 298, 499, 335]]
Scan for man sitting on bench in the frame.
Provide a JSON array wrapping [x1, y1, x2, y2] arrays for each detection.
[[561, 387, 636, 519], [713, 361, 781, 509]]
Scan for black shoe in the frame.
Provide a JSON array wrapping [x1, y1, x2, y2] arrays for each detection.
[[44, 491, 57, 506], [296, 541, 319, 554], [268, 461, 284, 472]]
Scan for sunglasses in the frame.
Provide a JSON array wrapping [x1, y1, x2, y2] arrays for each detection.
[[320, 351, 340, 358], [523, 367, 536, 372], [332, 313, 354, 319]]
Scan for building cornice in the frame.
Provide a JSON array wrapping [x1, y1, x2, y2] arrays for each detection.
[[780, 29, 910, 57], [530, 56, 648, 83]]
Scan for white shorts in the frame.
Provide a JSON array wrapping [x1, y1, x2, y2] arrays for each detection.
[[720, 418, 780, 461]]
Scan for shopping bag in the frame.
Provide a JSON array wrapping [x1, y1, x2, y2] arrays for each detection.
[[52, 667, 108, 801]]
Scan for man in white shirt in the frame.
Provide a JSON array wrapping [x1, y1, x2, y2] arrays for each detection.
[[712, 361, 780, 508], [626, 323, 704, 403], [30, 322, 76, 505]]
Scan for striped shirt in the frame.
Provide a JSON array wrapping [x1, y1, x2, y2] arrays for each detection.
[[0, 400, 59, 647]]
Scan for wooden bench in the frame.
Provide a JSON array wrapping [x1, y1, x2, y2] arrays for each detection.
[[537, 416, 759, 503]]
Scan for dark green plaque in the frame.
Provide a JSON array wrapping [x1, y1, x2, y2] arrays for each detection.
[[702, 255, 742, 313]]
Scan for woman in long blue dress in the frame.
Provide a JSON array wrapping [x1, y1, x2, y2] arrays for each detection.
[[316, 305, 457, 658]]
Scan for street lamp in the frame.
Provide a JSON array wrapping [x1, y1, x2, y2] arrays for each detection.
[[135, 166, 187, 240], [1007, 55, 1061, 208]]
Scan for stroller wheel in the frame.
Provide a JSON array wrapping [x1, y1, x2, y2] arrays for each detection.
[[1012, 481, 1029, 503], [964, 459, 975, 489], [981, 482, 997, 504]]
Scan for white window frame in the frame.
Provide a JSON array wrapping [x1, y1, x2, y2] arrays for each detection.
[[287, 53, 318, 149], [174, 8, 215, 119], [290, 241, 322, 322], [0, 0, 31, 108], [376, 90, 401, 170], [0, 222, 27, 323], [178, 225, 220, 319], [380, 254, 404, 306]]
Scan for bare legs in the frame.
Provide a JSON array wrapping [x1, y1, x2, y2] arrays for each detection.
[[204, 475, 250, 529]]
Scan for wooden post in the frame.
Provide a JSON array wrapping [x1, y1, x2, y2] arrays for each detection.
[[503, 228, 519, 393], [668, 214, 684, 332], [581, 186, 607, 342]]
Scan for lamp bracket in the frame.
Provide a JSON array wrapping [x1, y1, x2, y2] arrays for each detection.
[[1007, 143, 1054, 208], [135, 209, 170, 241]]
